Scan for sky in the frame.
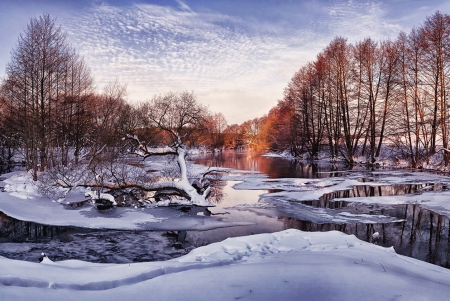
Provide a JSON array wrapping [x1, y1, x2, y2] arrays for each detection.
[[0, 0, 449, 124]]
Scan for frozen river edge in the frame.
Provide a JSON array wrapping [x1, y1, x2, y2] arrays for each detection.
[[3, 167, 450, 299], [0, 170, 255, 231], [1, 229, 450, 300]]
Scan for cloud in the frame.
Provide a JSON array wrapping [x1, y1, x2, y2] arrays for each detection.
[[59, 2, 308, 123], [57, 0, 421, 124], [175, 0, 194, 13]]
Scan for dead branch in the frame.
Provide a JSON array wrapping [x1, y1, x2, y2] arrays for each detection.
[[200, 167, 228, 181], [85, 180, 211, 201], [436, 148, 450, 154], [126, 134, 177, 158]]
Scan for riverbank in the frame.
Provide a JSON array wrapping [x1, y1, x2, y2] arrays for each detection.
[[263, 147, 450, 173], [1, 229, 450, 301], [3, 153, 450, 299]]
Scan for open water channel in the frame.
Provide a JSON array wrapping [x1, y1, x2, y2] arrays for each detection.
[[1, 151, 450, 269]]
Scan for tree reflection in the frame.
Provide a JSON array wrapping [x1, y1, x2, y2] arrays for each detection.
[[0, 212, 72, 242], [193, 150, 346, 178], [279, 204, 450, 268]]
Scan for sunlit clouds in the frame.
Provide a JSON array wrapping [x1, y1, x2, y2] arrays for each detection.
[[1, 0, 448, 123]]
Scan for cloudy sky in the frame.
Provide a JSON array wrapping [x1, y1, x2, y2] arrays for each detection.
[[1, 0, 449, 124]]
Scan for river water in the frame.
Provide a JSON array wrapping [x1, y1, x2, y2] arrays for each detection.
[[1, 152, 450, 268], [194, 151, 450, 268]]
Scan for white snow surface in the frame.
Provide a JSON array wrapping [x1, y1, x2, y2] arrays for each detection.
[[1, 229, 450, 300], [85, 191, 117, 205], [0, 171, 252, 230], [3, 167, 450, 228], [3, 162, 450, 299]]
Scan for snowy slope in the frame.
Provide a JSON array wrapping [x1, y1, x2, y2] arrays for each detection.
[[1, 229, 450, 301]]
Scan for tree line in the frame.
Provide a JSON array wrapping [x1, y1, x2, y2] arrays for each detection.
[[0, 15, 238, 180], [240, 11, 450, 167], [2, 11, 449, 178]]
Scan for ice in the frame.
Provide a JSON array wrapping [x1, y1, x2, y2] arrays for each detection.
[[3, 165, 450, 299], [226, 169, 450, 222], [3, 165, 450, 230]]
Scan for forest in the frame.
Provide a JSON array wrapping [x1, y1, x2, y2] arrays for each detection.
[[251, 11, 450, 168], [1, 11, 450, 180]]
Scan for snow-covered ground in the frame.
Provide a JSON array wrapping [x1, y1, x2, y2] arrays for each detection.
[[3, 164, 450, 231], [3, 157, 450, 299], [0, 171, 252, 231], [1, 229, 450, 300]]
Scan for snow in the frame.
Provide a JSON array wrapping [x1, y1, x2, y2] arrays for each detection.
[[330, 189, 450, 217], [223, 169, 450, 222], [3, 165, 450, 229], [1, 229, 450, 300], [0, 171, 252, 231], [3, 159, 450, 298], [85, 191, 117, 205], [127, 136, 215, 207]]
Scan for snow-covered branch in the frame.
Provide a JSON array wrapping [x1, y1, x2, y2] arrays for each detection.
[[200, 167, 227, 181], [126, 134, 177, 158], [436, 148, 450, 154], [123, 93, 216, 206]]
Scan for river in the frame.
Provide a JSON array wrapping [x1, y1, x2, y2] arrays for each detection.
[[0, 151, 449, 268]]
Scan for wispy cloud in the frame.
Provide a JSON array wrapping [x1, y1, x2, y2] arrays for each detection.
[[57, 0, 424, 123], [175, 0, 194, 13], [60, 2, 305, 122], [321, 0, 403, 41]]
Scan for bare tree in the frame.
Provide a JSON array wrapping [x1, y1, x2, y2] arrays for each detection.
[[2, 14, 94, 179], [284, 62, 326, 159], [420, 11, 450, 164], [223, 123, 244, 149], [243, 11, 450, 168], [127, 91, 215, 206], [83, 80, 129, 166], [375, 39, 399, 157], [204, 112, 228, 149], [325, 37, 363, 163]]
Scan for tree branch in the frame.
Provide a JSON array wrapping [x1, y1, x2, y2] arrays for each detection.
[[126, 134, 177, 158]]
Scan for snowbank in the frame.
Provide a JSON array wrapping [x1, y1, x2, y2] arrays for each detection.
[[3, 166, 450, 229], [0, 171, 252, 231], [1, 229, 449, 300]]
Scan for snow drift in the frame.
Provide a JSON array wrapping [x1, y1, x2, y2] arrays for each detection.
[[1, 229, 450, 300]]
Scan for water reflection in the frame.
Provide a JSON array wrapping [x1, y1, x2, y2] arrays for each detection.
[[0, 211, 195, 263], [193, 150, 346, 178], [1, 200, 450, 268], [0, 211, 73, 243], [2, 152, 450, 270], [179, 201, 450, 269], [301, 183, 430, 209], [280, 204, 450, 268]]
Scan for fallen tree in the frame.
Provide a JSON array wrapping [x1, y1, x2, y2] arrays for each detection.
[[126, 134, 213, 206], [125, 91, 215, 206], [37, 91, 220, 207]]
